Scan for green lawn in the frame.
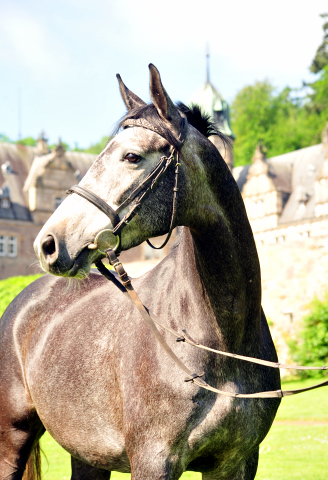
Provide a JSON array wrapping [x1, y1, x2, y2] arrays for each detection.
[[256, 378, 328, 480], [0, 274, 43, 317], [1, 276, 328, 479]]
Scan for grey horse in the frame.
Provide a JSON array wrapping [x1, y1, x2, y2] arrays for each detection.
[[0, 64, 280, 480]]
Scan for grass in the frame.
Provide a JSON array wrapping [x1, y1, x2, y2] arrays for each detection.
[[0, 274, 43, 317], [256, 378, 328, 480], [1, 276, 328, 478]]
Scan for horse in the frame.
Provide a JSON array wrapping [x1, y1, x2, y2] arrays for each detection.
[[0, 64, 281, 480]]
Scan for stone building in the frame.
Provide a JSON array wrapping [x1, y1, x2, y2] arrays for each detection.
[[233, 124, 328, 362], [234, 127, 328, 248], [0, 135, 96, 279]]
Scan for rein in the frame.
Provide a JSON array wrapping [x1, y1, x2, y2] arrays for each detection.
[[67, 119, 328, 399], [96, 250, 328, 399]]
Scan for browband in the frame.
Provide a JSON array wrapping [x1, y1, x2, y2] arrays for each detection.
[[122, 116, 187, 146]]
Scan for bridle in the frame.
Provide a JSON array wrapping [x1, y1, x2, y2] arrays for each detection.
[[66, 117, 185, 255], [66, 118, 328, 399]]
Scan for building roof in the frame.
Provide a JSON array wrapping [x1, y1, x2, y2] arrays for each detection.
[[23, 149, 96, 191], [234, 142, 326, 224], [0, 142, 97, 221], [0, 143, 36, 221], [189, 81, 235, 138], [274, 143, 325, 224]]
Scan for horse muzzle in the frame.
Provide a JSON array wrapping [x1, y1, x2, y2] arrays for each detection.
[[35, 231, 99, 277]]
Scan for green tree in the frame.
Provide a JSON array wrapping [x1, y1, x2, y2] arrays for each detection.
[[289, 294, 328, 378], [230, 81, 306, 165], [16, 136, 37, 147], [82, 136, 111, 155], [310, 13, 328, 73], [0, 134, 11, 143], [230, 13, 328, 166], [307, 65, 328, 115]]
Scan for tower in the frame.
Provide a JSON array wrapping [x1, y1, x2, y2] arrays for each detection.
[[189, 46, 235, 170]]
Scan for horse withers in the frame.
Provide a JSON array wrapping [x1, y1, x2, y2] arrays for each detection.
[[0, 65, 280, 480]]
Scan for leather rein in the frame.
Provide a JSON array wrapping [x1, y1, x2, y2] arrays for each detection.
[[66, 119, 328, 399]]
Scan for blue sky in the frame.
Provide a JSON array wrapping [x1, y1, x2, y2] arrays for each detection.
[[0, 0, 327, 149]]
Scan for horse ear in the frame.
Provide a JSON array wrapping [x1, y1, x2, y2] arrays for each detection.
[[148, 64, 181, 128], [116, 74, 146, 110]]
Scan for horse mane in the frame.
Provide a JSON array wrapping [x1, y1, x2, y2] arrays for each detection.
[[114, 102, 230, 150], [176, 102, 230, 145]]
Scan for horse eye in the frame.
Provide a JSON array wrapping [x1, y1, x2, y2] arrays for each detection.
[[124, 153, 141, 163]]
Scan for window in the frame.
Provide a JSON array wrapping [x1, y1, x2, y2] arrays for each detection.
[[55, 197, 63, 209], [0, 235, 17, 257], [0, 236, 6, 256], [1, 198, 10, 208], [7, 236, 17, 257]]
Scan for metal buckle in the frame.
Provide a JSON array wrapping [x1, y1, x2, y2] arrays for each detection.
[[94, 229, 120, 253]]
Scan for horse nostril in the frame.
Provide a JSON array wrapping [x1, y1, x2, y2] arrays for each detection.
[[42, 235, 57, 257]]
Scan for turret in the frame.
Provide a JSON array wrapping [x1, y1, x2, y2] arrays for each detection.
[[189, 47, 235, 170]]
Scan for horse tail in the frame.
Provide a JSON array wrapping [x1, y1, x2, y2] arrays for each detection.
[[22, 442, 42, 480]]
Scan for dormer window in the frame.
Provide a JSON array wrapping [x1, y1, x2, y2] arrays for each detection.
[[55, 197, 63, 209], [0, 185, 11, 208], [1, 198, 10, 209]]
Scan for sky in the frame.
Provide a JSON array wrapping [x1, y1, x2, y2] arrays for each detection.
[[0, 0, 327, 149]]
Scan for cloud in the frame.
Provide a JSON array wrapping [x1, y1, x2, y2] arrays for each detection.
[[0, 8, 71, 82]]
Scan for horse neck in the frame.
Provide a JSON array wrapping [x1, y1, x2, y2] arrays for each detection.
[[177, 145, 262, 351]]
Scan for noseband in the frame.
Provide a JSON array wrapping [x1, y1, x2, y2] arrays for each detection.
[[66, 118, 185, 254]]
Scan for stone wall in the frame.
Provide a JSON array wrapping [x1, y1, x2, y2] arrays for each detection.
[[257, 239, 328, 365]]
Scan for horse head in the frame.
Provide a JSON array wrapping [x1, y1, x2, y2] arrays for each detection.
[[34, 64, 229, 278]]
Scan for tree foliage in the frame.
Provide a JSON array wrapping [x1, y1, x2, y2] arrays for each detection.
[[230, 82, 304, 165], [230, 13, 328, 166], [16, 137, 37, 147], [0, 134, 11, 142], [289, 294, 328, 378], [81, 136, 111, 154], [310, 13, 328, 73], [0, 134, 111, 155]]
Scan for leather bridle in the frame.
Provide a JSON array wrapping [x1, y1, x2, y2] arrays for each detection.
[[66, 118, 328, 399], [67, 118, 185, 255]]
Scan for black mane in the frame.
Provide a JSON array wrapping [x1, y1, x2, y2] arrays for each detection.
[[114, 102, 230, 150], [176, 102, 223, 139]]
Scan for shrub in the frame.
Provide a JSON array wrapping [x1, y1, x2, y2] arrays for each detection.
[[289, 294, 328, 378]]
